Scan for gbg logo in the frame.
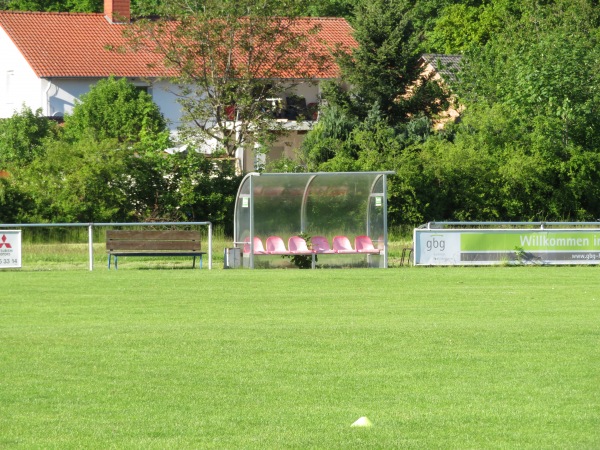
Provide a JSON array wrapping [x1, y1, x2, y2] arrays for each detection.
[[426, 235, 445, 252]]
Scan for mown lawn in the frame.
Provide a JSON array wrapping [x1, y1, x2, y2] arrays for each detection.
[[1, 267, 599, 448]]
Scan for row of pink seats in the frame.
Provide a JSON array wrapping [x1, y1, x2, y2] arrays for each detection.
[[319, 235, 381, 254], [244, 235, 381, 255]]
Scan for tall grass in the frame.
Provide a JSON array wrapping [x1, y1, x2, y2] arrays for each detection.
[[7, 225, 230, 271], [8, 225, 413, 270]]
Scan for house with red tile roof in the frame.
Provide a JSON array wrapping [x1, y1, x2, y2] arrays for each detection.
[[416, 54, 464, 129], [0, 0, 356, 170]]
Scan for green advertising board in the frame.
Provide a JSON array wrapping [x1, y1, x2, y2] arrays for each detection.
[[414, 228, 600, 265]]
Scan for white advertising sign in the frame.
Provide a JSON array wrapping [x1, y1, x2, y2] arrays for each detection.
[[415, 231, 461, 265], [0, 230, 22, 268]]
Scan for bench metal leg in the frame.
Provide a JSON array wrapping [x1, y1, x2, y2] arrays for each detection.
[[107, 254, 119, 270], [192, 255, 203, 269], [108, 253, 204, 270], [401, 247, 413, 266]]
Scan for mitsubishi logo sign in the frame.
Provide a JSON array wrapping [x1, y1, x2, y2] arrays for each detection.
[[0, 234, 12, 249], [0, 230, 21, 269]]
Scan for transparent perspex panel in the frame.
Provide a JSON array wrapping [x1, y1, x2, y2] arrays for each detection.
[[234, 172, 392, 268], [368, 176, 386, 250]]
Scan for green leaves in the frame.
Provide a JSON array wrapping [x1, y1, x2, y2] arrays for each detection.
[[0, 107, 58, 166], [12, 138, 133, 222], [340, 0, 424, 121], [0, 0, 102, 12], [63, 76, 169, 150]]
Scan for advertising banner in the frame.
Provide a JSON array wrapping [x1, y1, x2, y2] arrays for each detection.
[[0, 230, 21, 269], [414, 228, 600, 265]]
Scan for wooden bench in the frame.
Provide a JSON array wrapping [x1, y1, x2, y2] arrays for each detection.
[[106, 230, 204, 269]]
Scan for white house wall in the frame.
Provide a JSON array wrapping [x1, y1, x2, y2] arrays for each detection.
[[44, 78, 183, 128], [46, 78, 102, 117], [0, 26, 44, 118], [151, 80, 184, 133]]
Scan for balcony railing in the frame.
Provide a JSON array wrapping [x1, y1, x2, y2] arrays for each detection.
[[225, 96, 319, 123]]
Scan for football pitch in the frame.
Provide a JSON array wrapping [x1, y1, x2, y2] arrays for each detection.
[[1, 267, 599, 448]]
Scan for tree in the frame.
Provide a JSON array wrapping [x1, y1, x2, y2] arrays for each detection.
[[0, 0, 101, 11], [124, 150, 241, 229], [303, 0, 355, 18], [300, 100, 436, 175], [380, 0, 600, 225], [337, 0, 420, 120], [163, 152, 242, 231], [64, 76, 170, 152], [0, 0, 164, 15], [0, 0, 349, 16], [8, 136, 242, 225], [0, 176, 33, 223], [300, 104, 359, 170], [0, 106, 58, 166], [123, 0, 341, 158], [321, 0, 452, 130], [130, 0, 163, 17], [13, 138, 135, 222]]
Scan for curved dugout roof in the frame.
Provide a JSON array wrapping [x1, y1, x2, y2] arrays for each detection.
[[234, 171, 394, 268]]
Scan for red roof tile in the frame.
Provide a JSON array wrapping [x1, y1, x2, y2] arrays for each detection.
[[0, 11, 165, 77], [279, 17, 357, 78], [0, 12, 355, 79]]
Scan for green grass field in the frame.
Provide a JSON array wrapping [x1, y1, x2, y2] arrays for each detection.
[[1, 267, 599, 449]]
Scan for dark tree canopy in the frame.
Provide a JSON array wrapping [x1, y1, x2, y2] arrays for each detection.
[[0, 0, 101, 12], [3, 0, 600, 226]]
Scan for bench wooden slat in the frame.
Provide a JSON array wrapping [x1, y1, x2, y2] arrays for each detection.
[[108, 241, 201, 251], [106, 230, 200, 241], [109, 251, 203, 256]]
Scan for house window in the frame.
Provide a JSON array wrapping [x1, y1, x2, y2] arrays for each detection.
[[5, 70, 14, 105], [133, 85, 150, 96]]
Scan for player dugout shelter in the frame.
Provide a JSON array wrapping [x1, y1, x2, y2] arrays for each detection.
[[233, 171, 395, 268]]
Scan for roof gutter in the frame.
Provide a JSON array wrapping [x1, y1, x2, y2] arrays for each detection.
[[44, 78, 52, 116]]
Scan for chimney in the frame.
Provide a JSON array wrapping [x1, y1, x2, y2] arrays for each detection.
[[104, 0, 130, 24]]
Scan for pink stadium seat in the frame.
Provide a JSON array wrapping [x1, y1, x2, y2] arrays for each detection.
[[288, 236, 314, 254], [311, 235, 334, 253], [266, 236, 289, 254], [355, 235, 381, 254], [252, 237, 266, 254], [243, 237, 250, 254], [332, 235, 356, 253], [243, 236, 266, 254]]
